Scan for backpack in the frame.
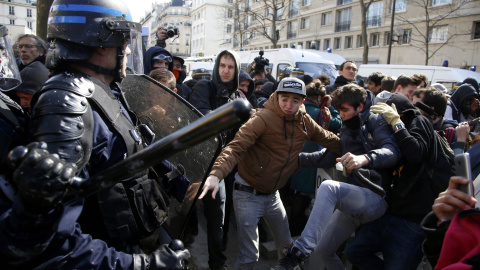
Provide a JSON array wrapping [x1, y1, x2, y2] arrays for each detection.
[[316, 97, 331, 130]]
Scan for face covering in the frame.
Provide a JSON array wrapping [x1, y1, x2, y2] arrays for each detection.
[[343, 114, 361, 130]]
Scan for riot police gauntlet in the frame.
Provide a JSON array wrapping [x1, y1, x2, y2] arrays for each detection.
[[8, 142, 77, 214], [133, 240, 190, 270]]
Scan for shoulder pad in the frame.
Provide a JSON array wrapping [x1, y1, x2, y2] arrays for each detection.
[[41, 72, 95, 98], [33, 88, 89, 117]]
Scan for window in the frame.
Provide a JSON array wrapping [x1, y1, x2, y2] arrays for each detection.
[[265, 7, 272, 16], [345, 36, 353, 48], [186, 29, 190, 36], [334, 37, 341, 49], [27, 21, 32, 29], [429, 25, 448, 43], [287, 20, 297, 38], [323, 38, 331, 50], [474, 22, 480, 39], [26, 0, 32, 3], [186, 40, 189, 46], [335, 8, 351, 32], [289, 0, 299, 17], [384, 31, 391, 46], [252, 31, 257, 38], [432, 0, 451, 6], [227, 24, 232, 34], [391, 0, 406, 13], [228, 9, 232, 18], [177, 19, 181, 24], [27, 9, 32, 17], [370, 32, 380, 46], [9, 6, 14, 15], [276, 5, 284, 20], [367, 2, 383, 28], [357, 35, 363, 47], [337, 0, 352, 5], [9, 19, 14, 25], [228, 0, 233, 3], [302, 0, 311, 6], [176, 39, 180, 44], [321, 12, 332, 26], [301, 17, 310, 29], [400, 29, 412, 44]]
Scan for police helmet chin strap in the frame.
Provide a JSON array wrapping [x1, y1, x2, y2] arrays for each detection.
[[78, 46, 125, 83]]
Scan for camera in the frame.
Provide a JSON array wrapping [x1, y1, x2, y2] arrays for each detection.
[[254, 50, 269, 73], [166, 25, 179, 38]]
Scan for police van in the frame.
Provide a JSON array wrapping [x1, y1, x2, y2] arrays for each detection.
[[236, 48, 338, 83], [358, 64, 480, 91]]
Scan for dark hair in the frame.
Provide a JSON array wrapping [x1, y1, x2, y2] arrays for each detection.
[[315, 74, 331, 86], [339, 60, 356, 72], [393, 74, 416, 91], [17, 34, 47, 55], [412, 88, 428, 99], [367, 72, 386, 87], [413, 73, 429, 87], [381, 76, 396, 92], [332, 83, 367, 110], [422, 87, 447, 116], [306, 79, 326, 99], [184, 79, 198, 90], [302, 75, 314, 85], [254, 78, 268, 88]]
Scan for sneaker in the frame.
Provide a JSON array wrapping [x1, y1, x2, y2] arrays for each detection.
[[271, 247, 306, 270]]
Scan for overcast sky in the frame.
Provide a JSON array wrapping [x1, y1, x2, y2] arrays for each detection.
[[128, 0, 164, 22]]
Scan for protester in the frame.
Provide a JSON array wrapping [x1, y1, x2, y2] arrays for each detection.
[[366, 72, 386, 96], [326, 60, 358, 94], [14, 61, 49, 113], [255, 81, 275, 108], [274, 84, 400, 270], [200, 77, 341, 269], [16, 34, 47, 71], [445, 83, 480, 134]]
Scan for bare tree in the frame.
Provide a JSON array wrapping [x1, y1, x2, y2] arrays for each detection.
[[359, 0, 375, 64], [218, 0, 251, 49], [246, 0, 290, 48], [396, 0, 475, 65]]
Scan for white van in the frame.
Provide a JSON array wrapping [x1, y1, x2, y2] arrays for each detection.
[[358, 64, 480, 90], [303, 49, 347, 70], [236, 48, 338, 82]]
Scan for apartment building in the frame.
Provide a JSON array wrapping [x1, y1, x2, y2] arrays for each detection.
[[229, 0, 480, 69], [0, 0, 36, 40]]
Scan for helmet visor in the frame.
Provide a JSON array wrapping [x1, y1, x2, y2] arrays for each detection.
[[0, 30, 21, 91], [126, 27, 143, 75]]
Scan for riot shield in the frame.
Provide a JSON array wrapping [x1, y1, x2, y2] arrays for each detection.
[[121, 73, 221, 239]]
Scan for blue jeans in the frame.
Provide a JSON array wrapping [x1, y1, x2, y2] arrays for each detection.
[[203, 180, 226, 269], [232, 174, 293, 270], [345, 213, 425, 270], [293, 180, 388, 270]]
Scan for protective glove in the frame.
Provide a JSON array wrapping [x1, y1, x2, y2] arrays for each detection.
[[370, 102, 403, 128], [8, 142, 77, 213], [133, 240, 191, 270]]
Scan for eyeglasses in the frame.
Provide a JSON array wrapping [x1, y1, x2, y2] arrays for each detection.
[[153, 54, 172, 62], [17, 44, 38, 49]]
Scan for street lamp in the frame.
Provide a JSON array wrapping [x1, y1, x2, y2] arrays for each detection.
[[387, 26, 404, 64]]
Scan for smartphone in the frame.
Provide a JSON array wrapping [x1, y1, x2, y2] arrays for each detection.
[[454, 153, 474, 197]]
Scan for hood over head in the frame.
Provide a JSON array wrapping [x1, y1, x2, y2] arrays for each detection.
[[144, 46, 173, 74], [450, 83, 478, 109], [463, 77, 479, 94], [212, 50, 241, 92], [238, 69, 255, 97], [386, 93, 419, 125]]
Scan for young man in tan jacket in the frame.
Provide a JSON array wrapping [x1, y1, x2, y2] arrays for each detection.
[[199, 77, 341, 269]]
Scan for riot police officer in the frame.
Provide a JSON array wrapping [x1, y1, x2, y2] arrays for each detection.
[[28, 0, 189, 266]]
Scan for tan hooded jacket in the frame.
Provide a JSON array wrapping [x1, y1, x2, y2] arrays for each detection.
[[209, 92, 341, 193]]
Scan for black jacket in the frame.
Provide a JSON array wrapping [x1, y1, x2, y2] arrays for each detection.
[[326, 75, 356, 94], [386, 94, 453, 224]]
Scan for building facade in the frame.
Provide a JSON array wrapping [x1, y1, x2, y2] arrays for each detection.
[[0, 0, 37, 42], [229, 0, 480, 69]]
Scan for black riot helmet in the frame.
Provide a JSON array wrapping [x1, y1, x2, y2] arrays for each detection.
[[46, 0, 143, 82], [0, 25, 21, 91]]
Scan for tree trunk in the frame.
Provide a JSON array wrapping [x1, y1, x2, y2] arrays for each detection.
[[360, 0, 369, 64], [36, 0, 53, 40]]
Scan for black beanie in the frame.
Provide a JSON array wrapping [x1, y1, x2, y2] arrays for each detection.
[[16, 61, 49, 95]]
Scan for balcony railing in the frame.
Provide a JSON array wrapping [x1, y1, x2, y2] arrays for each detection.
[[335, 21, 350, 32], [287, 31, 297, 39]]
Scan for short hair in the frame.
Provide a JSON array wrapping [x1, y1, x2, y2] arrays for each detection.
[[393, 74, 416, 91], [306, 79, 326, 99], [17, 34, 47, 54], [339, 60, 356, 72], [315, 74, 331, 86], [381, 76, 396, 92], [413, 73, 429, 87], [332, 83, 367, 110], [367, 72, 386, 87], [184, 79, 198, 90], [254, 78, 268, 88], [421, 87, 447, 116], [412, 88, 428, 99], [149, 68, 176, 90]]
